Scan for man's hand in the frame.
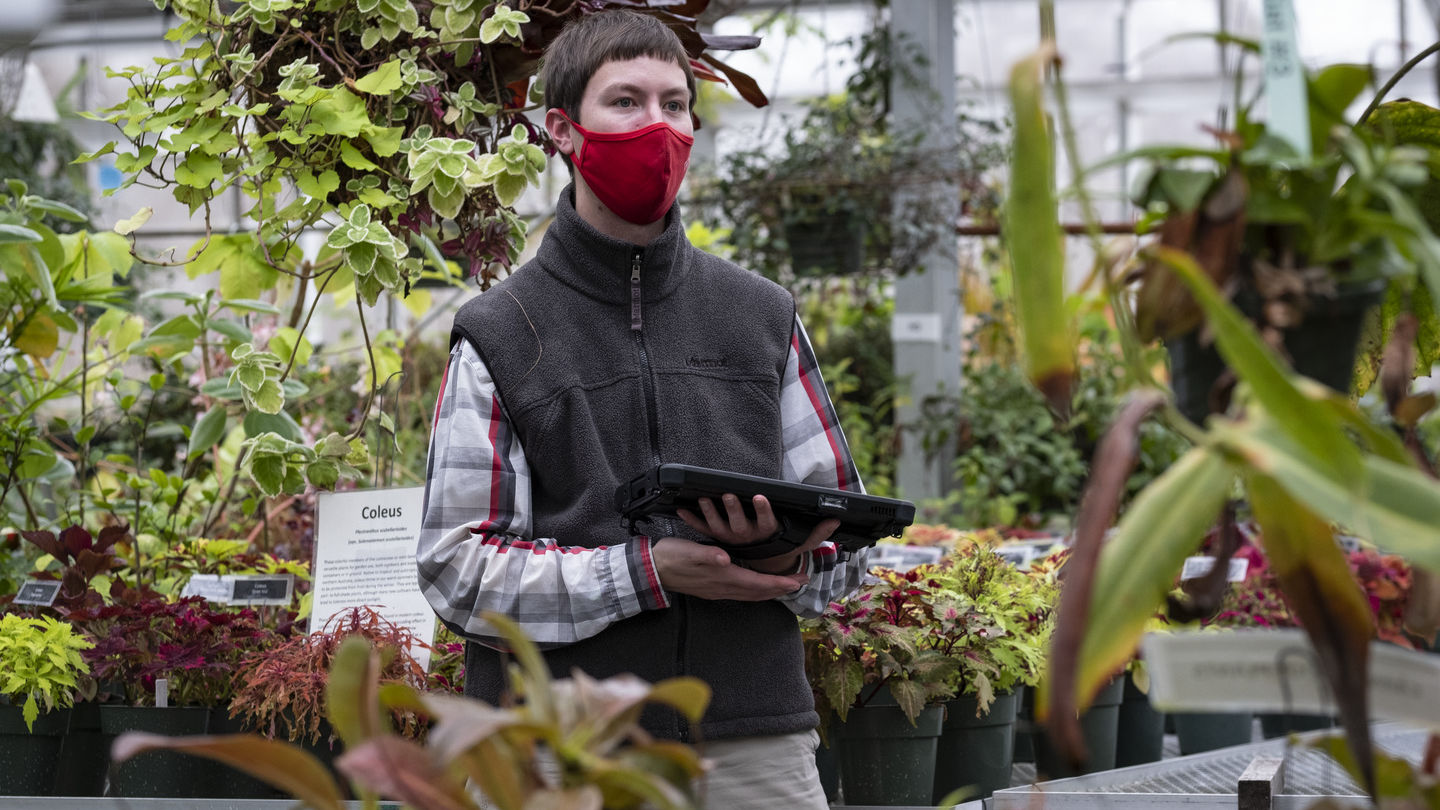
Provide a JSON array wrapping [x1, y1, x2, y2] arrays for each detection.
[[650, 536, 808, 601], [674, 493, 842, 576]]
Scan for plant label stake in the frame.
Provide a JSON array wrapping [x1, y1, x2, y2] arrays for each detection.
[[1260, 0, 1311, 159], [1180, 556, 1249, 582], [12, 579, 60, 606], [155, 678, 168, 708]]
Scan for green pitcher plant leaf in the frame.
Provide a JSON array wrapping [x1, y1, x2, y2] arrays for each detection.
[[110, 732, 346, 810], [484, 611, 555, 727], [1212, 414, 1440, 571], [1245, 470, 1375, 797], [325, 635, 383, 748], [1040, 444, 1232, 722], [1146, 245, 1361, 481], [1004, 45, 1075, 416], [457, 737, 532, 810]]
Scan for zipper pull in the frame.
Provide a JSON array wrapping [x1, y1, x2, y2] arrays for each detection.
[[630, 251, 643, 331]]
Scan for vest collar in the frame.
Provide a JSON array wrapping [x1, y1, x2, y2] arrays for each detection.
[[535, 185, 691, 306]]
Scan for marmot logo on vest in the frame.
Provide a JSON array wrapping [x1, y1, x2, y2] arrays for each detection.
[[686, 355, 730, 369]]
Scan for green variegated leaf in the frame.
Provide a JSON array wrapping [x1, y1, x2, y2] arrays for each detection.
[[887, 678, 928, 726]]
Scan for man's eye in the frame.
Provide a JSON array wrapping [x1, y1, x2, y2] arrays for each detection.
[[614, 98, 633, 107], [665, 101, 685, 112]]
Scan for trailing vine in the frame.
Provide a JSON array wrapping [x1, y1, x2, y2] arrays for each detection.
[[78, 0, 765, 497]]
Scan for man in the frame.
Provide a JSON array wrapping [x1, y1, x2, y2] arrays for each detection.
[[417, 10, 869, 808]]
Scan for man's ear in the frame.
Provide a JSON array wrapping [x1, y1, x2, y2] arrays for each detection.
[[545, 109, 577, 158]]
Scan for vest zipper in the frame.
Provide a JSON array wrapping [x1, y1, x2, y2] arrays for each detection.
[[629, 247, 688, 741], [630, 249, 664, 472]]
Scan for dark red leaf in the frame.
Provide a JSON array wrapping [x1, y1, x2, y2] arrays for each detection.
[[59, 525, 94, 557], [96, 525, 130, 553], [1045, 391, 1167, 771], [699, 53, 768, 108], [22, 530, 66, 561]]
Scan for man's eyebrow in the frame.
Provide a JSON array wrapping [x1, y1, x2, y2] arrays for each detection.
[[601, 82, 689, 97]]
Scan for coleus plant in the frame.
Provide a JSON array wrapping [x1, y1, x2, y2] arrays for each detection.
[[228, 605, 431, 745], [85, 586, 286, 707], [925, 547, 1055, 714], [0, 614, 94, 731], [112, 613, 711, 810], [803, 566, 960, 726]]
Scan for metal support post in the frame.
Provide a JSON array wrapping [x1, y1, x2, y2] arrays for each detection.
[[890, 0, 961, 502]]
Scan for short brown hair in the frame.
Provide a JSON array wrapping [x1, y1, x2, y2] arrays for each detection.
[[540, 10, 696, 124]]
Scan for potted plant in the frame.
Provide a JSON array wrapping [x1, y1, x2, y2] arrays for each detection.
[[69, 1, 769, 512], [926, 546, 1054, 801], [697, 14, 1002, 283], [111, 613, 712, 810], [999, 29, 1440, 792], [83, 586, 285, 798], [228, 605, 433, 776], [0, 613, 94, 795], [802, 567, 958, 807], [1124, 65, 1435, 423]]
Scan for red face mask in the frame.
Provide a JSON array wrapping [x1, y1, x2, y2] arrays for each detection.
[[560, 112, 694, 225]]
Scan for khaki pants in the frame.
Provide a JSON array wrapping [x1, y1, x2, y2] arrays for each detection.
[[473, 730, 828, 810], [696, 729, 829, 810]]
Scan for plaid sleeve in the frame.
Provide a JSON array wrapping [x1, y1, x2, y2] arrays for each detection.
[[416, 341, 669, 651], [775, 316, 871, 617]]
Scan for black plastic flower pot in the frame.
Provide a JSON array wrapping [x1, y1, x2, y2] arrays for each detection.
[[1166, 279, 1387, 425], [1012, 684, 1034, 763], [1033, 675, 1124, 779], [932, 689, 1018, 802], [205, 708, 286, 798], [814, 731, 840, 804], [100, 705, 211, 798], [1114, 671, 1166, 768], [0, 705, 70, 796], [836, 688, 944, 807], [1258, 711, 1335, 739], [1173, 711, 1255, 755], [52, 702, 111, 796]]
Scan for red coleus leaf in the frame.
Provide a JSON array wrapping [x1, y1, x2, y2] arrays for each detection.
[[59, 525, 94, 558], [22, 530, 66, 562]]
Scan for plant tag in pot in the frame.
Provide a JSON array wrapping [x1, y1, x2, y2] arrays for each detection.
[[13, 579, 60, 606]]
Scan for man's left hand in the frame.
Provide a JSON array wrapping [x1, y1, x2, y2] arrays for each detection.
[[676, 494, 840, 574]]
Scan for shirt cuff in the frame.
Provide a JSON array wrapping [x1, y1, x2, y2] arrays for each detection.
[[621, 536, 670, 611]]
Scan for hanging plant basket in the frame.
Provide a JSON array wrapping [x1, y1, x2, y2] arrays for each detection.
[[1167, 275, 1388, 424], [782, 189, 866, 278]]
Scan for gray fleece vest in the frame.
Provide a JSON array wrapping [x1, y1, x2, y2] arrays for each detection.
[[450, 188, 815, 741]]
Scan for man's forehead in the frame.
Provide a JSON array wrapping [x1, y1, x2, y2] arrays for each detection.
[[588, 56, 688, 92]]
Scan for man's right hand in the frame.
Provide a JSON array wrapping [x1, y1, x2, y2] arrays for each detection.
[[650, 536, 809, 601]]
